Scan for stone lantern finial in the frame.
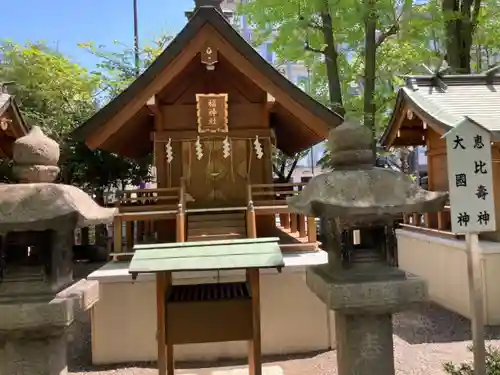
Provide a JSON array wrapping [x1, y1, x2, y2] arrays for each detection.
[[12, 126, 60, 183], [328, 120, 375, 169]]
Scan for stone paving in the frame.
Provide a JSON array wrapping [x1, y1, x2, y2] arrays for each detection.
[[69, 263, 500, 375]]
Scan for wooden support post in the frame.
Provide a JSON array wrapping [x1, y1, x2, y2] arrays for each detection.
[[137, 221, 145, 243], [176, 204, 186, 243], [113, 217, 122, 253], [247, 268, 262, 375], [165, 272, 174, 375], [126, 221, 135, 250], [290, 214, 298, 233], [156, 272, 174, 375], [307, 216, 317, 243], [412, 213, 420, 226], [247, 201, 257, 238], [281, 214, 290, 229], [437, 211, 445, 230], [298, 214, 306, 238]]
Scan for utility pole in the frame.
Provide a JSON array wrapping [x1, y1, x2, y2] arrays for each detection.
[[133, 0, 140, 77]]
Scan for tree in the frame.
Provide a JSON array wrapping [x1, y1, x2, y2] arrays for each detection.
[[240, 0, 436, 172], [78, 35, 171, 100], [0, 40, 152, 192], [0, 41, 99, 142]]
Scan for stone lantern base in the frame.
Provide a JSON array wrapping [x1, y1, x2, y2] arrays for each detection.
[[306, 264, 428, 375], [0, 280, 99, 375]]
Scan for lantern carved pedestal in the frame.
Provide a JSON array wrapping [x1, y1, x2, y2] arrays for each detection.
[[287, 121, 448, 375], [0, 127, 116, 375]]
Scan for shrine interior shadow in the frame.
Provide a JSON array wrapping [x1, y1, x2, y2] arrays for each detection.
[[393, 301, 500, 344]]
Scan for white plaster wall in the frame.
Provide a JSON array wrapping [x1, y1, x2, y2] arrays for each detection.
[[396, 229, 500, 324], [89, 260, 334, 365]]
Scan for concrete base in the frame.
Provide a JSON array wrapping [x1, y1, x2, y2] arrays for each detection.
[[306, 263, 428, 375], [0, 279, 99, 375]]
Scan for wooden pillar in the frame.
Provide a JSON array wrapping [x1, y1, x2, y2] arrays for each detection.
[[137, 221, 145, 243], [113, 217, 122, 253], [126, 221, 135, 250], [176, 206, 186, 243], [247, 268, 262, 375], [156, 272, 173, 375], [307, 216, 317, 243], [290, 214, 298, 233], [247, 202, 257, 238], [412, 213, 420, 226], [298, 215, 306, 238], [280, 214, 290, 229]]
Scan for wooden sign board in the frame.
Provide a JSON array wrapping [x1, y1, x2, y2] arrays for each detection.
[[196, 93, 228, 133], [443, 117, 496, 233]]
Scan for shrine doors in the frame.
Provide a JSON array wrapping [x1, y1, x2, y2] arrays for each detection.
[[182, 139, 249, 208]]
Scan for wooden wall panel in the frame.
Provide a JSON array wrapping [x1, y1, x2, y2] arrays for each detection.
[[161, 104, 267, 131], [426, 128, 448, 192]]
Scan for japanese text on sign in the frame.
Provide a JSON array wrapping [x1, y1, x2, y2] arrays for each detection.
[[444, 118, 496, 233], [196, 93, 228, 133]]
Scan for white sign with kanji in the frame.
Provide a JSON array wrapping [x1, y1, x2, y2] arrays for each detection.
[[443, 117, 496, 233]]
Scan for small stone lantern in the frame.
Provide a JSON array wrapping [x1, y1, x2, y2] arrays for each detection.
[[287, 121, 447, 375], [0, 126, 116, 375]]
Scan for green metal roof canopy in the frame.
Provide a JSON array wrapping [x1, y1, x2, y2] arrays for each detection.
[[129, 237, 284, 278]]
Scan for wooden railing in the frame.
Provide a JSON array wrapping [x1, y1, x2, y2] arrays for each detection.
[[246, 182, 317, 245], [112, 182, 187, 254], [401, 205, 464, 239]]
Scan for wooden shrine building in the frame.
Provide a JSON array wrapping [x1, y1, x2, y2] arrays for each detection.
[[0, 85, 28, 159], [380, 69, 500, 238], [72, 0, 343, 252], [379, 69, 500, 325]]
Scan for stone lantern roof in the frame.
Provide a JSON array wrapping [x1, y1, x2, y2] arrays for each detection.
[[0, 126, 116, 232], [287, 120, 448, 224]]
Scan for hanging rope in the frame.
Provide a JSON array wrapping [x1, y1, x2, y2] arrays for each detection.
[[229, 138, 235, 183], [247, 138, 253, 179]]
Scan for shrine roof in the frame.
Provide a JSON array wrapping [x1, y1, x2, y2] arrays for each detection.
[[380, 73, 500, 147], [71, 5, 343, 157], [128, 237, 284, 275], [0, 91, 29, 158]]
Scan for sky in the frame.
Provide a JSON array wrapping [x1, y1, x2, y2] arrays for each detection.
[[2, 0, 193, 71]]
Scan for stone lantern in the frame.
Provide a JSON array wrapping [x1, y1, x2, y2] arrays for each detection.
[[0, 126, 117, 375], [287, 121, 447, 375]]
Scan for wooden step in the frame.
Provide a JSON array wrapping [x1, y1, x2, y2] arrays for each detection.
[[187, 212, 245, 222], [187, 211, 247, 242], [188, 219, 245, 230], [188, 226, 246, 237], [188, 233, 245, 242]]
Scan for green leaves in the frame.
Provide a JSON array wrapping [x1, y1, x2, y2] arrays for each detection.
[[0, 40, 99, 142], [0, 38, 160, 191]]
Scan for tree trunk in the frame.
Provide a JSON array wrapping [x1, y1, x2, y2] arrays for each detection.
[[320, 1, 345, 118], [364, 0, 377, 164], [442, 0, 480, 74]]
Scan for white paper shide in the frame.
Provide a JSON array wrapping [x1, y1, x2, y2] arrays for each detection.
[[444, 117, 496, 233]]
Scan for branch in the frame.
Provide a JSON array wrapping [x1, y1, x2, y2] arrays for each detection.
[[285, 156, 301, 182], [307, 21, 323, 30], [375, 13, 402, 49], [304, 41, 325, 54]]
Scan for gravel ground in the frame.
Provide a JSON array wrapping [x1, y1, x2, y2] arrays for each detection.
[[69, 262, 500, 375]]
